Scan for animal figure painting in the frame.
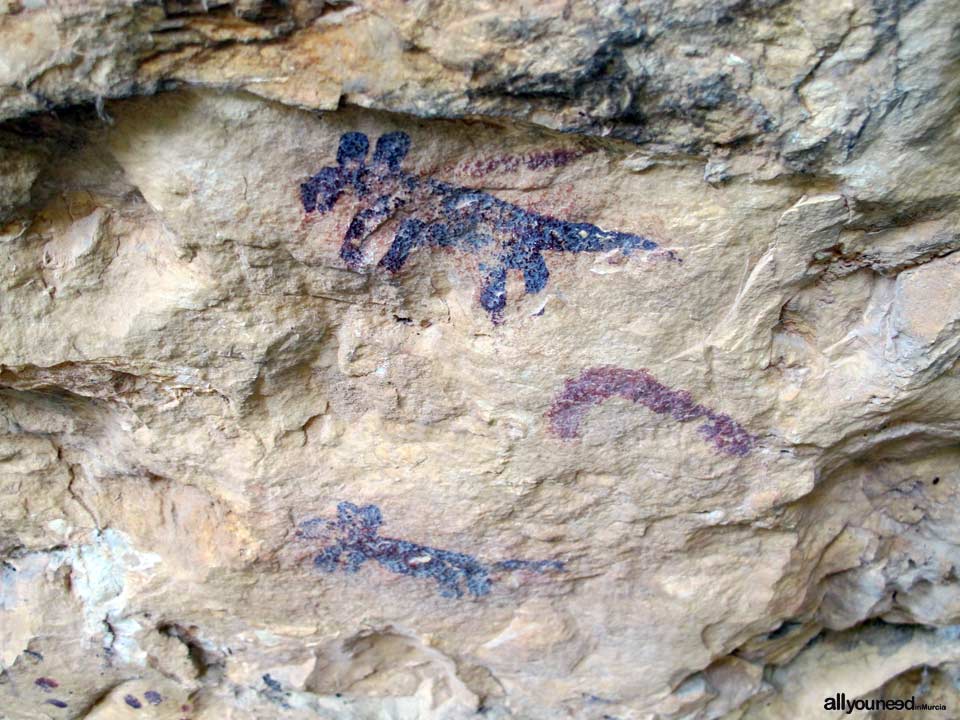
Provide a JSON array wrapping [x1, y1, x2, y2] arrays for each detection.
[[298, 502, 563, 598], [301, 132, 679, 321]]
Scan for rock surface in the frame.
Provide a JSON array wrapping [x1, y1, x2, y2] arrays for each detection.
[[1, 0, 959, 718]]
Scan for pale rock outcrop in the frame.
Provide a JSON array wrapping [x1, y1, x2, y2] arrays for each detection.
[[1, 0, 959, 719]]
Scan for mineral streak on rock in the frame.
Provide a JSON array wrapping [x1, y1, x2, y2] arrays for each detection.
[[300, 502, 564, 598], [546, 366, 755, 456], [301, 131, 677, 321]]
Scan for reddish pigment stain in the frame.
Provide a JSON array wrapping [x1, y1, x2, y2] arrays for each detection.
[[546, 366, 755, 456], [456, 148, 590, 178], [34, 677, 59, 691]]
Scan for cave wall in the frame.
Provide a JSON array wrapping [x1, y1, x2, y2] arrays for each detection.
[[1, 1, 959, 718]]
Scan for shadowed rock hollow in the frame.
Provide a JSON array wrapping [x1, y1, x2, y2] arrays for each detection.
[[1, 0, 959, 718]]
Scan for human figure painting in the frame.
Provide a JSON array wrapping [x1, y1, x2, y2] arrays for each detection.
[[301, 131, 679, 321]]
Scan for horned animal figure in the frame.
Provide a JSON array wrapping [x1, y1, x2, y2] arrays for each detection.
[[301, 131, 679, 321]]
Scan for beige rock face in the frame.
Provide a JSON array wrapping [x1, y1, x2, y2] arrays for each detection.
[[1, 1, 959, 719]]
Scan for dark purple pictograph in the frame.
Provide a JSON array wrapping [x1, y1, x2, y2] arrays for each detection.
[[34, 677, 59, 692], [546, 366, 755, 456], [301, 132, 678, 321], [297, 502, 563, 598], [453, 147, 590, 178]]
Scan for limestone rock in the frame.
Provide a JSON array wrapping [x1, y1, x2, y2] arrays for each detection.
[[1, 0, 959, 719]]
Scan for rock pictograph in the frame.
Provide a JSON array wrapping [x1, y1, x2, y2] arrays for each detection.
[[302, 131, 675, 321], [1, 1, 959, 718]]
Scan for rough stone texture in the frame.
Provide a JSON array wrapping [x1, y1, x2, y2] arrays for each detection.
[[1, 0, 959, 719]]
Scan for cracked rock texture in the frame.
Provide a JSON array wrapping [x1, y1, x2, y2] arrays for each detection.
[[1, 0, 960, 718]]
